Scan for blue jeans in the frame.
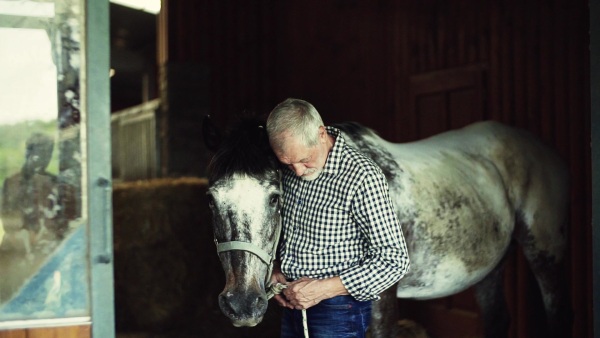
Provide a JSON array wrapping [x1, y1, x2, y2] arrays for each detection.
[[281, 295, 372, 338]]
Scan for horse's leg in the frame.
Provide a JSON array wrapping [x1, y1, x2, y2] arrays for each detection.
[[499, 132, 571, 337], [369, 283, 400, 338], [474, 257, 511, 338], [515, 219, 572, 338]]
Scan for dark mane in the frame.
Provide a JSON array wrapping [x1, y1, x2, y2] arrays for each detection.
[[207, 118, 279, 184]]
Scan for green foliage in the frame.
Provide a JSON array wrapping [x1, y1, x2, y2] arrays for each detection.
[[0, 120, 60, 185]]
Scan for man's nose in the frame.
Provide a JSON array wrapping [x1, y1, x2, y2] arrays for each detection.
[[290, 163, 305, 176]]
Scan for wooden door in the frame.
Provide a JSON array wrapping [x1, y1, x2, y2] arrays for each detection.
[[407, 64, 486, 138]]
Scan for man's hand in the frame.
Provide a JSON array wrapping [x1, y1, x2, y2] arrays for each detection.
[[282, 276, 349, 310], [270, 267, 294, 309]]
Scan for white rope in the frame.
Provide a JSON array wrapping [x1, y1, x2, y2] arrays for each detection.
[[265, 282, 288, 299], [267, 283, 309, 338]]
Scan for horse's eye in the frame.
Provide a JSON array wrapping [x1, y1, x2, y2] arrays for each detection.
[[207, 194, 216, 209], [269, 194, 280, 207]]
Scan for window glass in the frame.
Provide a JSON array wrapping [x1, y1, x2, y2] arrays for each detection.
[[0, 0, 89, 326]]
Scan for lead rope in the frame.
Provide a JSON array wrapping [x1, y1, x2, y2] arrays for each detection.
[[267, 283, 309, 338]]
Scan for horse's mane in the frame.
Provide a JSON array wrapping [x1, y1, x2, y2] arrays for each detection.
[[207, 118, 279, 184]]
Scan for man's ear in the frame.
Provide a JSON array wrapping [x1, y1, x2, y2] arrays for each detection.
[[202, 115, 223, 152], [318, 126, 327, 143]]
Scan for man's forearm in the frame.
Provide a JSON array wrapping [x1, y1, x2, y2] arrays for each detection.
[[319, 276, 350, 299]]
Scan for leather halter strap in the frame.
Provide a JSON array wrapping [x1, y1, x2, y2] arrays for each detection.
[[216, 240, 273, 266], [214, 234, 280, 287]]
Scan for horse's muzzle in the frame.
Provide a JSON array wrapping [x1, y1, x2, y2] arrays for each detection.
[[218, 289, 268, 327]]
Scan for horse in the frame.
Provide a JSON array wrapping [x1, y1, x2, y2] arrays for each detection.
[[202, 117, 571, 338]]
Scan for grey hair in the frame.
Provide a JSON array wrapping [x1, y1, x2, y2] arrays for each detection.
[[266, 98, 324, 151]]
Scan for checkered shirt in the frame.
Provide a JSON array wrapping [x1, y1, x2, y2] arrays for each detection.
[[279, 126, 410, 301]]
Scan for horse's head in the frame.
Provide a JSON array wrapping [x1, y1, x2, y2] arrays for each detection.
[[203, 116, 282, 327]]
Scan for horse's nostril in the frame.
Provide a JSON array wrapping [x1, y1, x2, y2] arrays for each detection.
[[253, 293, 267, 310], [218, 293, 237, 318], [219, 291, 268, 319]]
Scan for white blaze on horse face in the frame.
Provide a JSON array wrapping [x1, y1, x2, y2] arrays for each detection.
[[217, 175, 272, 223]]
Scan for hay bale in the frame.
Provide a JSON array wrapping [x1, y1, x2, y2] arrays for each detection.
[[113, 177, 209, 250], [113, 177, 217, 331]]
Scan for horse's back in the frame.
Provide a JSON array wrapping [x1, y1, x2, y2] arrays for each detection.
[[399, 120, 568, 212]]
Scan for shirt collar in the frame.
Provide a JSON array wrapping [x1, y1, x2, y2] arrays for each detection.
[[322, 126, 345, 176]]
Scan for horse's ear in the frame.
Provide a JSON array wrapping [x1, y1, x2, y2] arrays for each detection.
[[202, 115, 223, 152], [257, 124, 272, 150]]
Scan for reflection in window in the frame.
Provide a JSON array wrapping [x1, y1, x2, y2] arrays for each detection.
[[0, 0, 89, 325]]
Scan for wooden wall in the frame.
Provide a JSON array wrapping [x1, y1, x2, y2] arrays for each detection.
[[158, 0, 590, 337], [0, 325, 90, 338]]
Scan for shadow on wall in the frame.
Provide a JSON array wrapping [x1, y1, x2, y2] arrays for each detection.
[[112, 177, 281, 338]]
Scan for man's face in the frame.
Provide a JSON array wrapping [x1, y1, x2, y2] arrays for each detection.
[[273, 127, 329, 181]]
